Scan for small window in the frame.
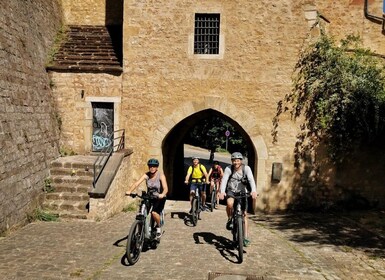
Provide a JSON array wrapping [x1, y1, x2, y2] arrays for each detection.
[[194, 13, 220, 55]]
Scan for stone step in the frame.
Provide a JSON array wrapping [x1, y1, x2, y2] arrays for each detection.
[[52, 183, 92, 194], [58, 211, 88, 220], [54, 54, 119, 61], [45, 192, 89, 202], [43, 199, 89, 212], [52, 175, 93, 185], [50, 167, 94, 177]]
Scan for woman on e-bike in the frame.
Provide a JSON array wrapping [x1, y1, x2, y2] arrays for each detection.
[[126, 158, 168, 239]]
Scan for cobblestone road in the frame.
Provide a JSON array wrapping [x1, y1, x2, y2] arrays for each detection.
[[0, 200, 384, 280]]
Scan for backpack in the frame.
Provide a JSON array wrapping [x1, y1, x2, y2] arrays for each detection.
[[228, 164, 250, 190]]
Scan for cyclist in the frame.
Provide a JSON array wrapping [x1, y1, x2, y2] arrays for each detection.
[[184, 156, 209, 211], [219, 152, 258, 247], [207, 160, 224, 209], [126, 158, 168, 239]]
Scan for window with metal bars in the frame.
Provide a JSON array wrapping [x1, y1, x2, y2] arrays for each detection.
[[194, 13, 220, 55]]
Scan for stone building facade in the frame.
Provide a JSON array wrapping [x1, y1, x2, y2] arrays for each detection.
[[2, 1, 385, 233], [49, 0, 385, 212], [0, 0, 62, 232]]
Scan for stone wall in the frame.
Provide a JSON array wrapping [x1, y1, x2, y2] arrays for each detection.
[[52, 0, 385, 212], [0, 0, 62, 233], [61, 0, 123, 26]]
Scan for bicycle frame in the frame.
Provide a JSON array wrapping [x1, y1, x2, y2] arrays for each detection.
[[231, 192, 249, 263], [126, 191, 163, 265]]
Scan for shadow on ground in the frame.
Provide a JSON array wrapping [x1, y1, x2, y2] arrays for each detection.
[[250, 211, 385, 258]]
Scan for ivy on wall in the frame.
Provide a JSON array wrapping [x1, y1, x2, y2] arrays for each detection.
[[272, 33, 385, 167]]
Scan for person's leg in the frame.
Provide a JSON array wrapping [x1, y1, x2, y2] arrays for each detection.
[[201, 184, 207, 207], [226, 196, 234, 230]]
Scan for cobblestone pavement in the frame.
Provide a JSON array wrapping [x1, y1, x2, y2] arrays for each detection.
[[0, 200, 384, 280]]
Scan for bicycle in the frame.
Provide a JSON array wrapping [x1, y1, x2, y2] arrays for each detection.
[[125, 191, 164, 265], [210, 178, 220, 212], [190, 183, 205, 226], [231, 192, 250, 264]]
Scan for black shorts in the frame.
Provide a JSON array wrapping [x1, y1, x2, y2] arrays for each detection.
[[150, 197, 166, 214], [226, 190, 248, 212]]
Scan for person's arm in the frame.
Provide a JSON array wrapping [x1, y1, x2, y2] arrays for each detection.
[[207, 168, 213, 180], [245, 166, 258, 199], [184, 166, 192, 184], [202, 165, 209, 183], [126, 173, 147, 195], [159, 173, 168, 199], [219, 167, 231, 199]]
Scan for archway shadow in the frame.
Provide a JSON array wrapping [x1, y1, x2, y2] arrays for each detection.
[[249, 212, 385, 259], [193, 232, 243, 264]]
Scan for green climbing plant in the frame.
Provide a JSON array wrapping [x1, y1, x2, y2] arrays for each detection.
[[272, 33, 385, 166]]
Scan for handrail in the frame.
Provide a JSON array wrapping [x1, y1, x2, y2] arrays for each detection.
[[93, 129, 125, 187]]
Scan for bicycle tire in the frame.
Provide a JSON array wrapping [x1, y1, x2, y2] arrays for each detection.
[[191, 197, 198, 226], [126, 220, 144, 265], [210, 187, 215, 212], [237, 216, 244, 263]]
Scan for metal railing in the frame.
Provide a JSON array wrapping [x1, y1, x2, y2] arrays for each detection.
[[93, 129, 125, 187]]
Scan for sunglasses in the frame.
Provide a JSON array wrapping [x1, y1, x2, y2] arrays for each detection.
[[148, 165, 159, 168]]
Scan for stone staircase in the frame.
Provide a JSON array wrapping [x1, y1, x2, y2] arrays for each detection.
[[46, 25, 122, 73], [43, 156, 97, 219]]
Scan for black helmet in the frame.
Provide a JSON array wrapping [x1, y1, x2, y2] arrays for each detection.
[[147, 158, 159, 166], [231, 152, 243, 160]]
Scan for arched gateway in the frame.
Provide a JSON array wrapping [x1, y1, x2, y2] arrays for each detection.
[[146, 97, 268, 211]]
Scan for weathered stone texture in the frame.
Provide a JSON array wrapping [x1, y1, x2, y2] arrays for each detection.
[[51, 0, 385, 212], [0, 0, 62, 232]]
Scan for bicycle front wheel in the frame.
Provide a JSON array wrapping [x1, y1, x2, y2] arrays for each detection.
[[210, 188, 215, 212], [237, 216, 244, 263], [126, 220, 144, 265], [191, 197, 198, 226]]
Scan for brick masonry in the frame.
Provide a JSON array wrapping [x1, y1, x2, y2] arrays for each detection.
[[0, 0, 62, 232]]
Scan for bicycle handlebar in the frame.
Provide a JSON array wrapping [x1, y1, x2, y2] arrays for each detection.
[[126, 191, 160, 199]]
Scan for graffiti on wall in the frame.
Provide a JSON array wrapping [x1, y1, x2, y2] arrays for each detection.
[[92, 103, 114, 152]]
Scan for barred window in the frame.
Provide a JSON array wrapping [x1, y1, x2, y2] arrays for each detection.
[[194, 13, 220, 55]]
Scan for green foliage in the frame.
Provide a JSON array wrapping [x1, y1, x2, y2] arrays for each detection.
[[273, 34, 385, 165], [122, 201, 138, 212], [46, 25, 68, 67], [59, 146, 77, 157], [43, 177, 55, 193], [27, 208, 59, 222], [185, 116, 248, 156]]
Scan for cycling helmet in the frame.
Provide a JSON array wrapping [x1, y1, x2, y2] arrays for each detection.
[[147, 158, 159, 166], [213, 160, 219, 165], [231, 152, 243, 160], [192, 156, 199, 160]]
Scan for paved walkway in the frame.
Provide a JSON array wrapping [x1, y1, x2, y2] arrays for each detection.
[[0, 201, 384, 280]]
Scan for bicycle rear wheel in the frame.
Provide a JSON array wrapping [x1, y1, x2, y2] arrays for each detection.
[[126, 220, 144, 265], [237, 216, 244, 263], [191, 197, 198, 226]]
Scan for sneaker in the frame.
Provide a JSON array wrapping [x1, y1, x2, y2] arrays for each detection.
[[243, 238, 250, 247], [226, 218, 233, 230]]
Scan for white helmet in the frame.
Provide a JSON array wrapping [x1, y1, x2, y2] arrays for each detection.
[[231, 152, 243, 160]]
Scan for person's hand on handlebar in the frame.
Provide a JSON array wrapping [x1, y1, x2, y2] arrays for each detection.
[[219, 192, 226, 200]]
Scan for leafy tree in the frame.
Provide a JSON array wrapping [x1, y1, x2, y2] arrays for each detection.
[[272, 33, 385, 166], [186, 116, 248, 161]]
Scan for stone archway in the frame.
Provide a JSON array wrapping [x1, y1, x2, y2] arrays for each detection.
[[147, 97, 268, 208]]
